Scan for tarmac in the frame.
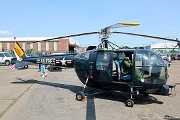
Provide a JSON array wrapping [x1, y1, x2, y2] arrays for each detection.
[[0, 61, 180, 120]]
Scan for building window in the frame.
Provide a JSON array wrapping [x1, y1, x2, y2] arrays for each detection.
[[54, 42, 57, 51], [0, 42, 2, 51], [46, 42, 49, 51], [30, 43, 33, 49], [22, 42, 25, 50], [7, 43, 10, 50], [38, 42, 41, 51]]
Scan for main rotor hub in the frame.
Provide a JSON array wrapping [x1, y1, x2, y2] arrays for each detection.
[[98, 22, 140, 49], [100, 28, 111, 40]]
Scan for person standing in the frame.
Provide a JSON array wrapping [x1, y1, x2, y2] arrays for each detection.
[[167, 54, 171, 67], [40, 64, 47, 77]]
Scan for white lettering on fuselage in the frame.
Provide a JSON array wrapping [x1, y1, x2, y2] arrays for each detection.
[[37, 58, 55, 65]]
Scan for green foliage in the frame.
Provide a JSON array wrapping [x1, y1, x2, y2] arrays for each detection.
[[119, 46, 131, 49], [26, 49, 33, 53], [36, 51, 42, 56], [170, 49, 179, 53]]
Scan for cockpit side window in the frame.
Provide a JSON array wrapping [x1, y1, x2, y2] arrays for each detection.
[[134, 50, 167, 84], [96, 53, 110, 71]]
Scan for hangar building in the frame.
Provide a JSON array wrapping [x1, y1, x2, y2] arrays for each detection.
[[145, 42, 179, 53], [0, 37, 80, 53]]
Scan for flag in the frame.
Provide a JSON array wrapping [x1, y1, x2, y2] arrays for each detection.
[[10, 64, 15, 69]]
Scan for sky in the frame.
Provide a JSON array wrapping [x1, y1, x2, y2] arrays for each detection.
[[0, 0, 180, 47]]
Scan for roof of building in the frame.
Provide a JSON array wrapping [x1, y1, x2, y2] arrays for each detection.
[[0, 37, 55, 41], [150, 42, 177, 49], [0, 37, 80, 47]]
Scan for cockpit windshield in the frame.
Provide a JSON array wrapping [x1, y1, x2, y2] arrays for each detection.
[[134, 50, 167, 84], [75, 51, 90, 60]]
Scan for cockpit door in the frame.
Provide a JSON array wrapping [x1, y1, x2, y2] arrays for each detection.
[[95, 52, 113, 83], [134, 50, 167, 85]]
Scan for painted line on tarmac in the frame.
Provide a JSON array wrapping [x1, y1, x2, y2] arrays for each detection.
[[0, 81, 36, 118]]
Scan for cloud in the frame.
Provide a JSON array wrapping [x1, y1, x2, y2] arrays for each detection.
[[0, 30, 13, 36]]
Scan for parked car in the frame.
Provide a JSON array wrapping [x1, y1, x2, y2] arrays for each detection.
[[176, 54, 180, 60], [171, 54, 177, 60], [0, 52, 17, 65], [160, 54, 167, 60]]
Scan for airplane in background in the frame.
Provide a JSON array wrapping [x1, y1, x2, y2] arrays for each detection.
[[12, 39, 75, 69]]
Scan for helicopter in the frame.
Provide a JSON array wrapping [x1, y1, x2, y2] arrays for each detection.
[[13, 22, 178, 107]]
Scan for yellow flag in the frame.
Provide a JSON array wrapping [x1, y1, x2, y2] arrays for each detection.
[[14, 43, 24, 58]]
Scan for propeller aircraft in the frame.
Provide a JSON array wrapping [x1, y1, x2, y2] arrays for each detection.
[[13, 40, 75, 68], [12, 22, 178, 107]]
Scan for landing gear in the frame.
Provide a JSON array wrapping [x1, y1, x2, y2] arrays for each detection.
[[125, 99, 134, 107], [23, 65, 28, 68], [75, 75, 89, 102], [76, 91, 85, 101], [125, 86, 139, 107], [75, 73, 104, 102]]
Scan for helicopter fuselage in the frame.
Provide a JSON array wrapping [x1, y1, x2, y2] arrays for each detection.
[[73, 49, 169, 95]]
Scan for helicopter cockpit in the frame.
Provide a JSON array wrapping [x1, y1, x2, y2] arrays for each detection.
[[134, 49, 168, 85], [102, 49, 168, 85]]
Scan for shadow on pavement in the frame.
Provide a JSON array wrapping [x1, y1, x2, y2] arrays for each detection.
[[12, 78, 163, 106]]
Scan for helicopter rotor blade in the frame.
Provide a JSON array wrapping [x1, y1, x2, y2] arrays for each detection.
[[27, 31, 99, 44], [105, 22, 140, 30], [173, 38, 179, 48], [113, 31, 178, 42], [27, 22, 140, 44], [172, 44, 178, 50]]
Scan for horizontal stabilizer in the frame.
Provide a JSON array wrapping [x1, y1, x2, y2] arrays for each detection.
[[14, 61, 35, 68]]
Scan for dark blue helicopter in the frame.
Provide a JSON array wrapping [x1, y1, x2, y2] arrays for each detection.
[[13, 22, 178, 107]]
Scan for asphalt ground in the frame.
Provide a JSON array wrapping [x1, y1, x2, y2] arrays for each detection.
[[0, 61, 180, 120]]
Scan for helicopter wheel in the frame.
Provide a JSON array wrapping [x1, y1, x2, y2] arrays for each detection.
[[76, 91, 85, 101], [125, 99, 134, 107]]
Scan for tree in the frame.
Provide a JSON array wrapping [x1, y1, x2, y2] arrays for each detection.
[[170, 49, 179, 53], [26, 49, 33, 53], [119, 46, 131, 49]]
